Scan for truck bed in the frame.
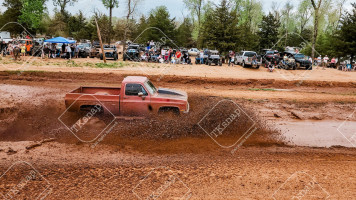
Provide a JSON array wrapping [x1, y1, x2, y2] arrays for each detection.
[[70, 86, 121, 96], [65, 87, 121, 114]]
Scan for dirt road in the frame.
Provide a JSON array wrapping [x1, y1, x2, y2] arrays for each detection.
[[0, 64, 356, 199]]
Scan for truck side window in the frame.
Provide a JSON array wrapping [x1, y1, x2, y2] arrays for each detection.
[[125, 84, 148, 96]]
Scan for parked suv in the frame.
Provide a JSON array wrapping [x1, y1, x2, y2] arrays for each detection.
[[283, 52, 312, 70], [235, 51, 262, 69], [100, 45, 118, 60], [78, 43, 91, 58], [188, 48, 199, 56], [123, 44, 140, 61], [206, 50, 222, 66]]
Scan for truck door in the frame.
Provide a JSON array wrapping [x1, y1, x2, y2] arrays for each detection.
[[121, 83, 151, 116]]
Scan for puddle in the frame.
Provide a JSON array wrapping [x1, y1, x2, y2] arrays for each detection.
[[278, 120, 356, 148]]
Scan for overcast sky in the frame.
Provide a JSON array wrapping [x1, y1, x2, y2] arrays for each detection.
[[0, 0, 355, 21]]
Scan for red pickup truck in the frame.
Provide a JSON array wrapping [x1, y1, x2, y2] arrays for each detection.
[[64, 76, 189, 116]]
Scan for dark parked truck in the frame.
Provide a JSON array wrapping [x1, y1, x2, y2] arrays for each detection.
[[206, 50, 222, 66], [283, 52, 312, 70], [100, 45, 118, 60], [64, 76, 189, 116], [123, 44, 140, 61]]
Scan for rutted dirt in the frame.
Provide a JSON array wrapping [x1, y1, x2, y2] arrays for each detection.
[[0, 69, 356, 199]]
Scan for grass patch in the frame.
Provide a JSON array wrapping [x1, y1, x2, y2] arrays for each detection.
[[66, 60, 80, 67], [94, 62, 123, 68]]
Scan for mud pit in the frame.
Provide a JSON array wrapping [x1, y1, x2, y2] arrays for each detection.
[[0, 70, 356, 199]]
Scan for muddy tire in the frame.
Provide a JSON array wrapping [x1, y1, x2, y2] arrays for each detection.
[[158, 107, 180, 117]]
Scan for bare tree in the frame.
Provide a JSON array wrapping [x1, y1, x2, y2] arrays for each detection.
[[183, 0, 204, 44], [281, 2, 294, 47], [102, 0, 119, 45], [297, 0, 313, 33], [53, 0, 77, 15], [123, 0, 141, 53], [271, 1, 281, 22], [310, 0, 323, 59]]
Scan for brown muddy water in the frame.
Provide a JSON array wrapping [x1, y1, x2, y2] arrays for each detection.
[[278, 120, 356, 148]]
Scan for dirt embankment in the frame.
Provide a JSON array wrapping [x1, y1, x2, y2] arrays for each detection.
[[1, 71, 356, 89]]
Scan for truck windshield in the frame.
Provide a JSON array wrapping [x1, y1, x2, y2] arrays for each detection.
[[144, 80, 157, 94]]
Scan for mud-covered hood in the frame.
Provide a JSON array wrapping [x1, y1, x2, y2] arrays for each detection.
[[156, 88, 188, 101]]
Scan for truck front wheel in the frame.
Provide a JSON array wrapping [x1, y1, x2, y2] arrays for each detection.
[[158, 107, 180, 116]]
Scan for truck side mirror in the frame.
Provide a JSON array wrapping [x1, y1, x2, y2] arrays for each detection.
[[138, 92, 146, 100]]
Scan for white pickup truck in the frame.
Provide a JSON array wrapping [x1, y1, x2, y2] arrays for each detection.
[[0, 31, 13, 43], [235, 51, 262, 69]]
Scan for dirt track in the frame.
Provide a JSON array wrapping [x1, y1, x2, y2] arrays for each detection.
[[0, 61, 356, 199]]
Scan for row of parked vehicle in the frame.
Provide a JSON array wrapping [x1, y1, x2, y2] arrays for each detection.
[[261, 49, 313, 70], [78, 40, 313, 71]]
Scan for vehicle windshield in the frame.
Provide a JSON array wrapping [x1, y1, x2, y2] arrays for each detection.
[[78, 45, 84, 48], [245, 52, 257, 57], [144, 80, 157, 95], [266, 51, 274, 55], [82, 43, 90, 48], [294, 54, 305, 59], [129, 45, 139, 49]]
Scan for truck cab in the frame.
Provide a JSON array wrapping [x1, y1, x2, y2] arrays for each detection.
[[65, 76, 189, 117]]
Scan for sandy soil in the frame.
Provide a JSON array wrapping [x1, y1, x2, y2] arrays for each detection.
[[0, 56, 355, 82], [0, 59, 356, 199]]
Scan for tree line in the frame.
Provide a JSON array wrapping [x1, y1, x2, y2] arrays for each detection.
[[0, 0, 355, 61]]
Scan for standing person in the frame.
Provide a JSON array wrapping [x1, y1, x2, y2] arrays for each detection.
[[71, 45, 75, 58], [51, 43, 56, 58], [317, 55, 322, 67], [0, 41, 5, 56], [200, 50, 204, 64], [168, 48, 173, 62], [8, 42, 13, 57], [20, 44, 26, 57], [330, 57, 336, 68], [75, 44, 79, 58], [161, 48, 166, 59], [62, 44, 66, 58], [150, 40, 155, 48], [176, 50, 181, 64], [65, 44, 72, 59], [323, 55, 329, 70], [228, 51, 235, 66], [12, 43, 20, 60]]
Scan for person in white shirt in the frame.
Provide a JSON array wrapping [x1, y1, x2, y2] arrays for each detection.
[[66, 45, 72, 59], [323, 55, 329, 69], [149, 40, 155, 47], [317, 55, 322, 66]]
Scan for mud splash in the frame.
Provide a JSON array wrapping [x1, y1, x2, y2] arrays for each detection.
[[0, 89, 281, 150]]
